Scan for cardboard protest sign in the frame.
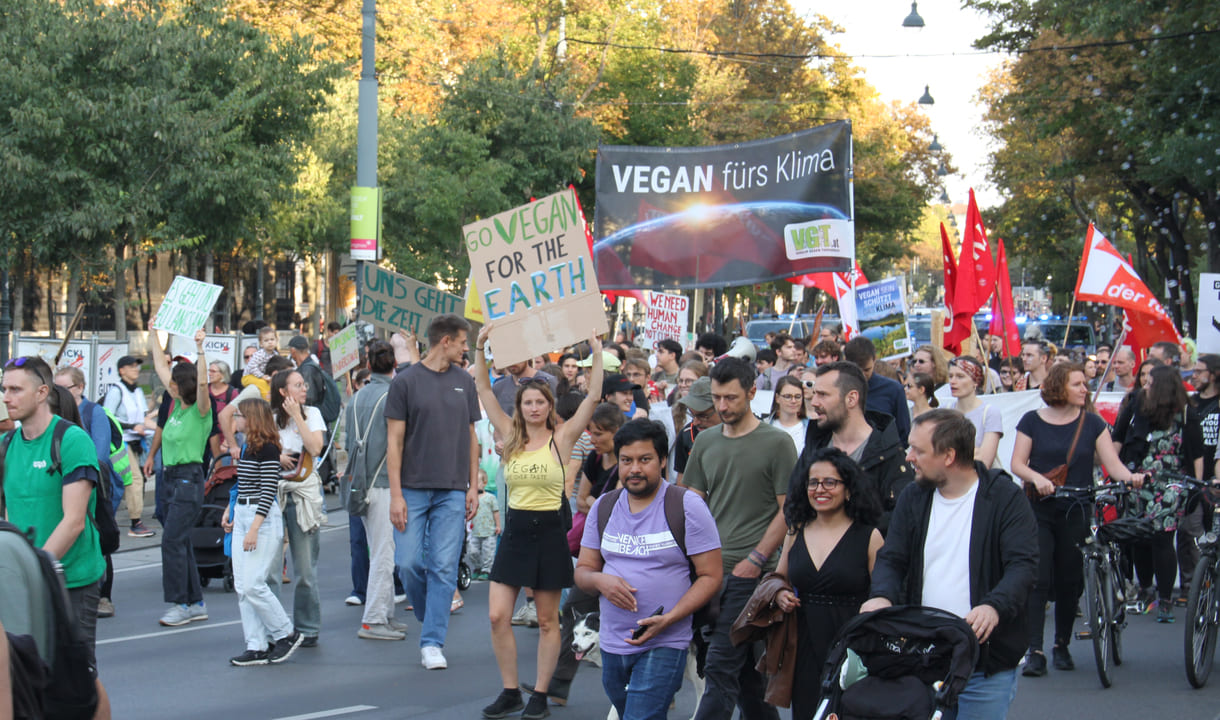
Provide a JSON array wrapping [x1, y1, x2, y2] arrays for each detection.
[[463, 188, 608, 367], [358, 264, 464, 336], [329, 324, 361, 378], [152, 276, 223, 337], [640, 292, 689, 346], [855, 277, 912, 361]]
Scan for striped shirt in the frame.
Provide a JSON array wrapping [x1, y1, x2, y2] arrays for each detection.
[[237, 443, 282, 517]]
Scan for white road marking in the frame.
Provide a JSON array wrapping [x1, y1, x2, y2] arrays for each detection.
[[113, 562, 163, 574], [97, 619, 242, 645], [271, 706, 378, 720]]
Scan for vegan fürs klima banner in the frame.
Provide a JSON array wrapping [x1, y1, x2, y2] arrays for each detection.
[[593, 122, 854, 289], [463, 189, 607, 367]]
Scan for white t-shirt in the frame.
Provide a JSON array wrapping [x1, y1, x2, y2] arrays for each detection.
[[279, 405, 326, 460], [921, 480, 979, 618], [769, 417, 808, 457]]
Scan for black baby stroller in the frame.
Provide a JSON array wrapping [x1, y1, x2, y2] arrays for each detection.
[[194, 458, 238, 592], [813, 606, 979, 720]]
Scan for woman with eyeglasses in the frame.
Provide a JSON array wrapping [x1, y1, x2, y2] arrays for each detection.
[[767, 375, 809, 456], [773, 447, 883, 719], [903, 372, 938, 419], [997, 357, 1023, 393], [948, 356, 1003, 467]]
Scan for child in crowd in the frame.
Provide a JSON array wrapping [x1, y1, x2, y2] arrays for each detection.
[[242, 326, 279, 397], [467, 470, 500, 580]]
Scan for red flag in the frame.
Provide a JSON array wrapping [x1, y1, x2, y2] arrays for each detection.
[[1073, 224, 1180, 348], [940, 222, 960, 353], [946, 190, 996, 351], [989, 238, 1021, 357]]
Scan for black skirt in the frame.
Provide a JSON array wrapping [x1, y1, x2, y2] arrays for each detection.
[[489, 508, 574, 590]]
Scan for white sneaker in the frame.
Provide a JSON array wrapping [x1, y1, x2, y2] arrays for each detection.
[[421, 645, 448, 670], [395, 593, 408, 604], [511, 601, 538, 628], [345, 595, 364, 606]]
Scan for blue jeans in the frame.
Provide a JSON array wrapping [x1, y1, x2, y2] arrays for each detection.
[[161, 463, 204, 605], [603, 647, 689, 720], [394, 488, 465, 649], [942, 669, 1019, 720], [350, 515, 370, 601], [283, 495, 321, 637]]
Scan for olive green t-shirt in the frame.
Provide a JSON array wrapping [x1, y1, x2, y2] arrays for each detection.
[[162, 401, 212, 467], [682, 421, 797, 574], [3, 417, 105, 588]]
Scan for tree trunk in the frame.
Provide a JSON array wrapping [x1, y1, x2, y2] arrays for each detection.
[[11, 252, 23, 337]]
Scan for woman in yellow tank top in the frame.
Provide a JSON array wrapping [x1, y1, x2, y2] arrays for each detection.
[[474, 326, 604, 719]]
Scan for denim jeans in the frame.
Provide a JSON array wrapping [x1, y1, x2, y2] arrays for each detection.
[[394, 488, 466, 648], [349, 514, 370, 601], [153, 448, 167, 527], [160, 463, 204, 605], [941, 669, 1019, 720], [233, 501, 293, 650], [67, 580, 100, 674], [603, 647, 689, 720], [693, 575, 778, 720], [283, 494, 321, 637]]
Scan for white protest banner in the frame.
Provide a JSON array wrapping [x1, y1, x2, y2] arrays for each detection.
[[855, 277, 912, 361], [1198, 273, 1220, 354], [640, 292, 689, 346], [463, 188, 608, 367], [359, 264, 464, 336], [152, 276, 223, 337], [329, 324, 361, 378]]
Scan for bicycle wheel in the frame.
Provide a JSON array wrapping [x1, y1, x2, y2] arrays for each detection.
[[1086, 558, 1113, 688], [1109, 556, 1124, 666], [1185, 555, 1218, 688]]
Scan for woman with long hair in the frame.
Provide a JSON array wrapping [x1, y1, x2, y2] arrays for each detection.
[[774, 447, 884, 719], [904, 372, 938, 419], [474, 328, 605, 720], [768, 375, 809, 455], [911, 345, 950, 389], [146, 329, 213, 628], [1011, 362, 1144, 676], [948, 357, 1003, 467], [1112, 365, 1204, 621], [270, 368, 326, 645], [221, 398, 304, 665]]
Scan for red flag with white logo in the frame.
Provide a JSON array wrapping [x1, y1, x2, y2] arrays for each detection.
[[1074, 224, 1180, 347]]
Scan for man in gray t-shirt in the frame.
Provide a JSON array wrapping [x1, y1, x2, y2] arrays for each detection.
[[385, 314, 481, 670]]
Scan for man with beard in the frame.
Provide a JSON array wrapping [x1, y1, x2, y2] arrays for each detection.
[[682, 358, 796, 720], [861, 409, 1037, 720], [1183, 354, 1220, 592], [797, 361, 912, 534], [576, 419, 722, 720]]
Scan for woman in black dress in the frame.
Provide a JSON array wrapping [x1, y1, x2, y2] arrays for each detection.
[[774, 447, 884, 720]]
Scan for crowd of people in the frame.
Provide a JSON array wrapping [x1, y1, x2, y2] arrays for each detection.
[[3, 309, 1219, 720]]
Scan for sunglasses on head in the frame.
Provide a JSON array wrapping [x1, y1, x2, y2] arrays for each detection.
[[802, 379, 816, 389], [5, 357, 51, 387], [519, 376, 549, 386]]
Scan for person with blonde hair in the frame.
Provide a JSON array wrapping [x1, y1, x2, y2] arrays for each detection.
[[911, 344, 949, 388]]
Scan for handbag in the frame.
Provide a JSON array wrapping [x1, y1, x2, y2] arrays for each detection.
[[1026, 408, 1087, 500]]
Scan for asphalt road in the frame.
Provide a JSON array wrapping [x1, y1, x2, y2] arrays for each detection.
[[97, 502, 1220, 720]]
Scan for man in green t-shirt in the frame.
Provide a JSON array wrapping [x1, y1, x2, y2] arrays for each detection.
[[681, 357, 796, 720], [1, 354, 111, 715]]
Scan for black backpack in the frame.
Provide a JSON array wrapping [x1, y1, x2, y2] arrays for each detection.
[[304, 361, 342, 425], [0, 420, 121, 556], [0, 519, 100, 719], [596, 484, 720, 631]]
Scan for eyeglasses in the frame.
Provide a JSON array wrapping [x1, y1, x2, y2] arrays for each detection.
[[808, 477, 842, 490], [5, 357, 50, 387], [677, 377, 695, 386], [778, 393, 804, 401]]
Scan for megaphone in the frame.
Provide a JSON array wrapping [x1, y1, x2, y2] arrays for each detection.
[[714, 336, 757, 364]]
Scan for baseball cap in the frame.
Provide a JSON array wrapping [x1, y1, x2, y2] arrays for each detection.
[[287, 335, 310, 351], [678, 376, 714, 412], [577, 350, 622, 371], [116, 355, 141, 369], [602, 373, 640, 395]]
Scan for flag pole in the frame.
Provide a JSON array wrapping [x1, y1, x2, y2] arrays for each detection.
[[1061, 297, 1078, 356], [968, 320, 996, 394], [1091, 325, 1127, 407], [993, 278, 1013, 359]]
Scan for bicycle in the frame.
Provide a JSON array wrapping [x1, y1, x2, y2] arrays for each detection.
[[1057, 483, 1149, 688], [1179, 475, 1220, 688]]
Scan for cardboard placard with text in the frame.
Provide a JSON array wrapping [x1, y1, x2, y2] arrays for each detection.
[[640, 292, 689, 346], [462, 188, 607, 367], [329, 324, 361, 378], [358, 264, 464, 337], [152, 276, 223, 337]]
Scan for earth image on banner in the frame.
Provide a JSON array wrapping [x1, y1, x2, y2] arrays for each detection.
[[593, 201, 850, 290]]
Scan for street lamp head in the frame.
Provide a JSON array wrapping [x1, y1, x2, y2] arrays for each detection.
[[937, 161, 949, 177], [918, 85, 935, 105], [929, 133, 943, 152], [902, 2, 925, 28]]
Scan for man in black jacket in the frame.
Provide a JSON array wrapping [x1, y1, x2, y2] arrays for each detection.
[[797, 361, 913, 534], [862, 409, 1037, 720]]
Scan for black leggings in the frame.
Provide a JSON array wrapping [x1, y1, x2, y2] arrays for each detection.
[[1133, 531, 1177, 601], [1027, 497, 1089, 651]]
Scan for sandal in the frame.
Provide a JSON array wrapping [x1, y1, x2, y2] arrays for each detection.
[[451, 597, 464, 614]]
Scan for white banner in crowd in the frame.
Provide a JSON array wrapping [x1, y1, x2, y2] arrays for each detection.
[[640, 292, 689, 346]]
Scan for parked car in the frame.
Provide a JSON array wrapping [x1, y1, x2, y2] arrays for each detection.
[[745, 314, 840, 348]]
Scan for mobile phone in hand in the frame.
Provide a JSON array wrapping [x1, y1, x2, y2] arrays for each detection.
[[632, 606, 665, 639]]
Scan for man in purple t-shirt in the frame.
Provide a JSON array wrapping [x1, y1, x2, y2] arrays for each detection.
[[576, 419, 722, 719]]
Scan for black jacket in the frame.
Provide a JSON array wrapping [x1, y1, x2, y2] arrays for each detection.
[[868, 463, 1039, 675], [798, 410, 914, 534]]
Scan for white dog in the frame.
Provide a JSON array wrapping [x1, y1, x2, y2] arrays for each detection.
[[571, 610, 705, 720]]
